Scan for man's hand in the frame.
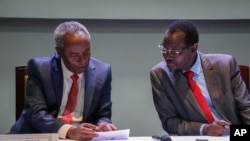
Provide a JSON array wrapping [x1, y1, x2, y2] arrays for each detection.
[[98, 122, 118, 132], [203, 120, 231, 136], [66, 123, 99, 141]]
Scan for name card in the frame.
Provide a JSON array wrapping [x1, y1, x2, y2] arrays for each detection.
[[0, 133, 58, 141]]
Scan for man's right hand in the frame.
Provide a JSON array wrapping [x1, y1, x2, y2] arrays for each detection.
[[66, 123, 99, 141], [203, 120, 231, 136]]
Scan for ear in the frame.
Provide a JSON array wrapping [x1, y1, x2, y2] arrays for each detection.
[[191, 43, 198, 53], [55, 47, 61, 55]]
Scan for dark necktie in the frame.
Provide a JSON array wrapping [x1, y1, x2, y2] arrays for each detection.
[[185, 71, 215, 123], [61, 74, 79, 124]]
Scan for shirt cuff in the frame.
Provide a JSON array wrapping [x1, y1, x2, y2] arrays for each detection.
[[58, 124, 74, 139], [200, 124, 208, 135]]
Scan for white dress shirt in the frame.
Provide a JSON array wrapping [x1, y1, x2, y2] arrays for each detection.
[[58, 59, 85, 139]]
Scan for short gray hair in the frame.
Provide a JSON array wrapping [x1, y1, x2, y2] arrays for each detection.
[[54, 21, 91, 47]]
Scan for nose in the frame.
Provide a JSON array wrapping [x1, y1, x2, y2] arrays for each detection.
[[163, 53, 174, 59], [77, 55, 88, 63]]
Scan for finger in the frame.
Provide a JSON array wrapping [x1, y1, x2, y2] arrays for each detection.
[[109, 124, 118, 130], [75, 127, 99, 141], [98, 123, 109, 131], [214, 125, 229, 136], [223, 125, 230, 132], [99, 124, 111, 131], [78, 126, 99, 138], [80, 123, 99, 131], [210, 128, 225, 136], [217, 120, 231, 126], [79, 131, 99, 140], [80, 127, 98, 134]]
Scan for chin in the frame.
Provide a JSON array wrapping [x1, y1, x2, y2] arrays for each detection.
[[77, 68, 86, 73], [167, 65, 180, 72], [168, 67, 175, 73], [167, 64, 175, 69]]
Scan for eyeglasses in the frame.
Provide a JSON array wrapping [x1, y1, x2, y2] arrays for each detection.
[[158, 43, 189, 56]]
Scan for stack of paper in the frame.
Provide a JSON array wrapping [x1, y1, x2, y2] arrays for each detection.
[[91, 129, 130, 141]]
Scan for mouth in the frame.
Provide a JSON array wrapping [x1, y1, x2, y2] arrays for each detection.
[[166, 60, 176, 69], [166, 60, 174, 64], [77, 66, 86, 70], [73, 67, 86, 74]]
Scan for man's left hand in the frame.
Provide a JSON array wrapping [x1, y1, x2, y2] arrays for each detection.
[[98, 122, 117, 132]]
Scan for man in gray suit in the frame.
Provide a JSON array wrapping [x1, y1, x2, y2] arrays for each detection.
[[150, 20, 250, 136], [10, 21, 117, 140]]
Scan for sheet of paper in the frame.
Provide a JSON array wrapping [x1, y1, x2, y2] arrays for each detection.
[[91, 129, 130, 141]]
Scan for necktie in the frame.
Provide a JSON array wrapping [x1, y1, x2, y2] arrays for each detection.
[[61, 74, 79, 124], [184, 71, 215, 123]]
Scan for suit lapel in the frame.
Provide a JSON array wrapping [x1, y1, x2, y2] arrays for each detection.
[[174, 71, 204, 116], [51, 54, 64, 109], [201, 55, 229, 121], [83, 60, 96, 119]]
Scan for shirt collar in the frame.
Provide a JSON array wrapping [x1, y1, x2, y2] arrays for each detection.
[[189, 53, 202, 76]]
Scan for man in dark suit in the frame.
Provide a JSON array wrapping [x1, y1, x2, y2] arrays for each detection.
[[150, 20, 250, 136], [10, 21, 117, 140]]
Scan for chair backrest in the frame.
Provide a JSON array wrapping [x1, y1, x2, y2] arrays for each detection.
[[239, 65, 250, 92], [15, 66, 27, 121]]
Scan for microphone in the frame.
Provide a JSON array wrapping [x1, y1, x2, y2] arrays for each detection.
[[152, 134, 172, 141]]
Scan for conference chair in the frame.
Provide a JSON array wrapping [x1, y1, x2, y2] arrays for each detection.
[[15, 66, 27, 121], [239, 65, 250, 92]]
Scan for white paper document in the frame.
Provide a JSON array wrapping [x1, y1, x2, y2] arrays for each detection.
[[91, 129, 130, 141]]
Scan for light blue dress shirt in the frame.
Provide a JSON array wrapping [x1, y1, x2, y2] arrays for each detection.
[[188, 53, 229, 135]]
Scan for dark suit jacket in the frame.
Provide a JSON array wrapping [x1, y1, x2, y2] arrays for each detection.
[[10, 53, 113, 133], [150, 52, 250, 135]]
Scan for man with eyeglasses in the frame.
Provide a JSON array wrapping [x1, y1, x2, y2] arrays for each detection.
[[10, 21, 117, 140], [150, 20, 250, 136]]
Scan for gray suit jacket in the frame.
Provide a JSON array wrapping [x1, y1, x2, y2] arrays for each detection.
[[10, 53, 113, 133], [150, 52, 250, 135]]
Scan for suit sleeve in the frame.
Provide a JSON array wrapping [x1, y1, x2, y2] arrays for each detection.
[[93, 65, 112, 124], [24, 59, 64, 133], [230, 56, 250, 124], [150, 69, 202, 135]]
